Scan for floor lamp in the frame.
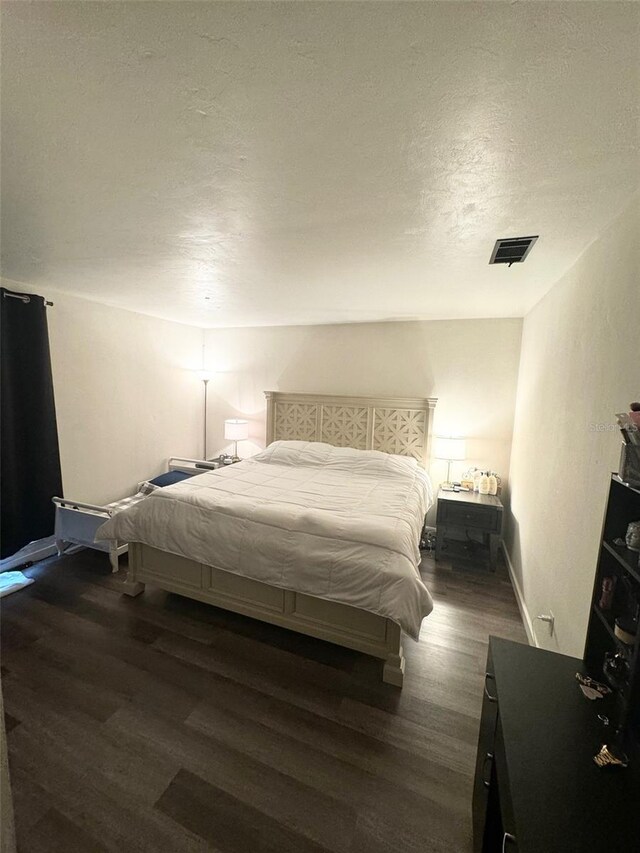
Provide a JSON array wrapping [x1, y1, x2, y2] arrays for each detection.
[[197, 371, 212, 458]]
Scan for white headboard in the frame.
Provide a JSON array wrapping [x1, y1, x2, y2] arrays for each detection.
[[265, 391, 437, 467]]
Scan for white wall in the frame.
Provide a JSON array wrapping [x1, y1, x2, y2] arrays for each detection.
[[204, 318, 523, 516], [506, 196, 640, 656], [16, 289, 204, 505], [2, 279, 521, 520]]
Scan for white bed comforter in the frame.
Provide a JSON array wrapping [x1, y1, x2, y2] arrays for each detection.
[[96, 441, 434, 639]]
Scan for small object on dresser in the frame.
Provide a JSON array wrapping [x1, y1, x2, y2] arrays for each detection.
[[478, 472, 490, 495], [603, 651, 630, 690], [488, 473, 498, 496], [628, 401, 640, 428], [617, 410, 640, 445], [599, 576, 616, 611], [614, 615, 638, 646], [625, 520, 640, 552], [593, 742, 629, 769], [575, 672, 612, 700], [617, 409, 640, 487], [619, 443, 640, 488]]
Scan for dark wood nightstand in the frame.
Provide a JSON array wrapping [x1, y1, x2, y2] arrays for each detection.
[[435, 488, 504, 570]]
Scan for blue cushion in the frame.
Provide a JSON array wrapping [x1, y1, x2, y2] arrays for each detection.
[[148, 470, 195, 488]]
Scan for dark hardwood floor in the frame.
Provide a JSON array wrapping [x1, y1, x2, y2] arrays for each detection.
[[2, 548, 525, 852]]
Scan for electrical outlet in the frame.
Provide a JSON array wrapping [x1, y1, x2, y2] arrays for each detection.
[[548, 610, 555, 637], [535, 611, 555, 637]]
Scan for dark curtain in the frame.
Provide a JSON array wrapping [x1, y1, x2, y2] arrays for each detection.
[[1, 288, 63, 558]]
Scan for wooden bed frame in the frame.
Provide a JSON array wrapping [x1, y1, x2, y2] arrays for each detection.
[[123, 391, 437, 686]]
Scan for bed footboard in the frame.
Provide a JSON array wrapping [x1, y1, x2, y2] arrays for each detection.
[[125, 543, 404, 686]]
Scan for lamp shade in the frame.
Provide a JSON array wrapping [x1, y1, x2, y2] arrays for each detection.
[[224, 418, 249, 442], [434, 437, 466, 462]]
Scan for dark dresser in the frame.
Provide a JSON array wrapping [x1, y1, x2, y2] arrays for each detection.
[[474, 637, 640, 852]]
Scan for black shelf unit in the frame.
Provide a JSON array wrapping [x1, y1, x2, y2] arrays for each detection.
[[584, 474, 640, 740], [602, 538, 640, 583]]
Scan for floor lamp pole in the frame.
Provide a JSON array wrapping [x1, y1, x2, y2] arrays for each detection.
[[203, 379, 209, 459]]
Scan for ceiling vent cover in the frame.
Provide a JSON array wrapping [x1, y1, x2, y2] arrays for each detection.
[[489, 235, 538, 266]]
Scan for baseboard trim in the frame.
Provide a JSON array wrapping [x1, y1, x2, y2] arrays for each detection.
[[502, 542, 538, 647]]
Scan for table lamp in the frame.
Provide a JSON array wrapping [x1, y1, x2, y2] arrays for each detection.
[[224, 418, 249, 461], [434, 436, 466, 486]]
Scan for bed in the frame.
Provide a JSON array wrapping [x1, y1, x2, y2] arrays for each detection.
[[97, 392, 437, 686]]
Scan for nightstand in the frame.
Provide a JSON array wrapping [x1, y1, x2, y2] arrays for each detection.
[[435, 488, 504, 571]]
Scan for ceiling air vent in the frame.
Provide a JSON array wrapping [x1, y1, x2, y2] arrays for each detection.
[[489, 235, 538, 266]]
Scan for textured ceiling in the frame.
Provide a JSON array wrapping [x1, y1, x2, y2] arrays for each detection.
[[1, 1, 638, 328]]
